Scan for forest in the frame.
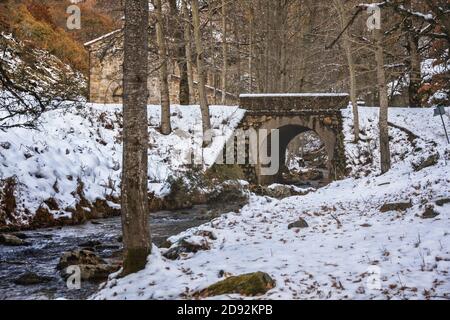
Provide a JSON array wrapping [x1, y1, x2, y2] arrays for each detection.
[[0, 0, 449, 303]]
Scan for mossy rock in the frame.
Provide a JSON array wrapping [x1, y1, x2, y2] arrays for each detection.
[[207, 181, 249, 211], [380, 201, 413, 212], [198, 272, 275, 297], [288, 218, 309, 229], [206, 165, 245, 183]]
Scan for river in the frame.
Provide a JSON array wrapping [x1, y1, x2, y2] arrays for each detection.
[[0, 206, 211, 300]]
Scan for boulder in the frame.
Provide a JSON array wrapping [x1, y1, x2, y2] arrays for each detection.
[[254, 184, 312, 200], [57, 249, 106, 270], [412, 153, 439, 172], [207, 181, 249, 212], [163, 238, 210, 260], [422, 206, 440, 219], [288, 218, 309, 229], [195, 230, 217, 241], [0, 233, 30, 246], [12, 232, 28, 240], [58, 249, 120, 281], [78, 240, 102, 248], [435, 198, 450, 207], [301, 169, 324, 181], [380, 201, 412, 213], [198, 272, 275, 297], [72, 264, 120, 282], [14, 272, 52, 285], [265, 185, 293, 199]]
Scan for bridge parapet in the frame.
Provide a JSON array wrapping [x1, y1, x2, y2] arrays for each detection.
[[239, 93, 349, 114]]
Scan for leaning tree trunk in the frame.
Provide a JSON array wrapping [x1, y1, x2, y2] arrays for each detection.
[[182, 0, 196, 104], [121, 0, 151, 276], [374, 28, 391, 174], [192, 0, 212, 146], [155, 0, 172, 135], [221, 0, 228, 104]]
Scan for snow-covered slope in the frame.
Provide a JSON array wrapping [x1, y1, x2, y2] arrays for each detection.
[[0, 104, 245, 229], [93, 106, 450, 300]]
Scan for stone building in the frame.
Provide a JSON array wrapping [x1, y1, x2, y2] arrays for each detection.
[[84, 29, 238, 105]]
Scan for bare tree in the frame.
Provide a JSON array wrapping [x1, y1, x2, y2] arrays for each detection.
[[154, 0, 172, 135], [374, 26, 391, 174], [121, 0, 151, 276], [191, 0, 212, 146], [182, 0, 196, 104], [221, 0, 228, 104], [334, 0, 360, 142], [167, 0, 190, 105], [0, 35, 82, 130]]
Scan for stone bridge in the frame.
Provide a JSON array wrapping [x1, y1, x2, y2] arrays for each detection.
[[226, 93, 349, 185]]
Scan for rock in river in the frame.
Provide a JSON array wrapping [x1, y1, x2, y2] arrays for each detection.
[[57, 249, 106, 270], [0, 234, 31, 246], [14, 272, 52, 286], [57, 249, 120, 282]]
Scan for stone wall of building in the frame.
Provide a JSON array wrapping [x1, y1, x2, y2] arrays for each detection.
[[86, 32, 237, 106]]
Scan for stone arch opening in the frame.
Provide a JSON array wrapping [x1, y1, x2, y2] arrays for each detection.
[[237, 94, 349, 185], [259, 123, 333, 186], [284, 131, 329, 187]]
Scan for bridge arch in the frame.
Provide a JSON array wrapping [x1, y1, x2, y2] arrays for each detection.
[[257, 116, 337, 185], [236, 93, 349, 185]]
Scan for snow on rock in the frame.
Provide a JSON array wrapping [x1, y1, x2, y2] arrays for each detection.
[[92, 106, 450, 300], [0, 104, 244, 229]]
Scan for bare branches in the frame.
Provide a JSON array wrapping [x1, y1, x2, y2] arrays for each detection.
[[0, 34, 84, 130]]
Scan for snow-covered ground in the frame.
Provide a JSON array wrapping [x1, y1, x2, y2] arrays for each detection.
[[92, 106, 450, 300], [0, 104, 244, 228]]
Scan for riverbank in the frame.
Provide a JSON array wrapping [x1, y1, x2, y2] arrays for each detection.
[[0, 104, 245, 231], [0, 206, 215, 300], [92, 107, 450, 300]]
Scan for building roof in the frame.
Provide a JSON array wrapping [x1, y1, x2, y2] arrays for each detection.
[[84, 29, 122, 47]]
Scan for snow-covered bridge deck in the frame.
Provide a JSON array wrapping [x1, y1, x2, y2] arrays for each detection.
[[239, 93, 349, 114]]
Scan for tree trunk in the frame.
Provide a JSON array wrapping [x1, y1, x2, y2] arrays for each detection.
[[402, 0, 422, 108], [192, 0, 212, 146], [336, 0, 360, 141], [208, 1, 217, 104], [248, 8, 253, 93], [233, 10, 242, 94], [182, 0, 195, 104], [168, 0, 190, 105], [407, 32, 422, 108], [346, 37, 360, 142], [121, 0, 151, 276], [221, 0, 228, 104], [155, 0, 172, 135], [374, 28, 391, 174]]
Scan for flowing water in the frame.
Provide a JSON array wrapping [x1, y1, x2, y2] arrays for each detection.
[[0, 206, 211, 300]]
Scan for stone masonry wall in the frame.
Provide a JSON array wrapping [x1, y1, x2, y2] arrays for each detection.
[[87, 33, 237, 105]]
